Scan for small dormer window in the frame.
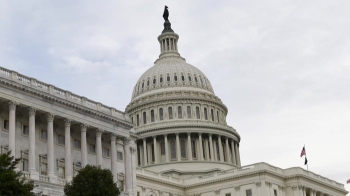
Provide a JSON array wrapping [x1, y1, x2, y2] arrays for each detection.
[[195, 76, 198, 82], [174, 75, 178, 81], [181, 75, 185, 81], [160, 77, 163, 83], [188, 75, 192, 81], [167, 75, 170, 82], [147, 79, 150, 86], [142, 82, 144, 88], [153, 78, 156, 84]]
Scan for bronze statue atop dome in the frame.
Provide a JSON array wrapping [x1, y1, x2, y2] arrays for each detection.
[[162, 5, 174, 33], [163, 6, 169, 21]]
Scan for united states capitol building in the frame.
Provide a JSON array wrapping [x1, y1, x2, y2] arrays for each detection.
[[0, 9, 348, 196]]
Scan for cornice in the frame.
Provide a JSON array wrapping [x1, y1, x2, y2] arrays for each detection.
[[0, 76, 133, 129]]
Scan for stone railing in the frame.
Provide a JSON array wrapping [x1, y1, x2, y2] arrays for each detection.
[[39, 174, 49, 182], [22, 171, 31, 179], [135, 119, 237, 134], [58, 178, 67, 185], [0, 66, 127, 121]]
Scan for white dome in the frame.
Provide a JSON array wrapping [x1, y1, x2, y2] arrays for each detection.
[[132, 56, 214, 100]]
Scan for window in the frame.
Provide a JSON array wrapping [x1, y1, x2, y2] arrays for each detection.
[[142, 82, 144, 88], [217, 111, 220, 122], [151, 110, 155, 122], [89, 144, 96, 153], [211, 109, 214, 121], [103, 148, 110, 157], [58, 135, 65, 145], [159, 108, 164, 121], [3, 120, 9, 130], [137, 147, 141, 166], [246, 189, 252, 196], [216, 142, 220, 160], [195, 76, 198, 82], [74, 139, 81, 150], [151, 145, 155, 162], [181, 75, 185, 81], [137, 114, 140, 126], [187, 106, 191, 118], [161, 142, 165, 155], [160, 76, 163, 83], [143, 112, 147, 124], [274, 190, 277, 196], [131, 117, 134, 124], [167, 75, 170, 82], [41, 130, 47, 141], [153, 78, 156, 84], [117, 151, 123, 161], [180, 139, 186, 158], [170, 140, 176, 159], [174, 75, 178, 81], [196, 107, 200, 119], [202, 141, 206, 159], [178, 106, 182, 119], [188, 75, 192, 81], [58, 166, 65, 178], [204, 108, 208, 120], [168, 107, 173, 119], [22, 125, 29, 135], [23, 158, 28, 171], [147, 79, 150, 86], [40, 163, 47, 175], [191, 140, 196, 158]]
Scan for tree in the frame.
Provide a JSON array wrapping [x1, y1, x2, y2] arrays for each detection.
[[0, 151, 35, 196], [64, 165, 120, 196]]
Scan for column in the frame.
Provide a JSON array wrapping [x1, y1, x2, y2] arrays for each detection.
[[8, 101, 17, 157], [205, 139, 210, 160], [96, 129, 103, 167], [198, 133, 203, 161], [235, 141, 240, 166], [143, 138, 147, 166], [124, 138, 132, 193], [80, 124, 88, 167], [64, 119, 72, 181], [187, 132, 192, 161], [218, 136, 224, 162], [209, 134, 214, 161], [164, 134, 169, 162], [46, 113, 57, 183], [225, 137, 231, 163], [236, 141, 241, 166], [169, 38, 172, 51], [176, 133, 181, 161], [28, 107, 38, 180], [153, 136, 158, 164], [231, 139, 237, 165], [111, 134, 117, 182]]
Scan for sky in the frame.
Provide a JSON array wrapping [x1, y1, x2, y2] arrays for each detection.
[[1, 0, 349, 193]]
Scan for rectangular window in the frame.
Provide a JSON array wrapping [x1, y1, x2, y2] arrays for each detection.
[[274, 189, 277, 196], [22, 125, 29, 135], [41, 130, 47, 141], [23, 159, 28, 171], [40, 163, 47, 175], [58, 135, 65, 145], [161, 142, 165, 155], [74, 139, 81, 150], [58, 166, 65, 178], [3, 119, 9, 130], [103, 148, 110, 157], [246, 189, 252, 196], [117, 151, 123, 161], [89, 144, 96, 153]]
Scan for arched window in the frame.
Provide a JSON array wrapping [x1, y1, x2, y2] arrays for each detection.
[[151, 110, 155, 122], [217, 111, 219, 122], [147, 79, 150, 86], [159, 108, 164, 121], [187, 106, 191, 118], [191, 140, 196, 159], [188, 75, 192, 81], [170, 140, 176, 159], [196, 107, 200, 119], [174, 75, 178, 81], [204, 108, 208, 120], [167, 75, 170, 82], [202, 141, 206, 159], [160, 76, 163, 83], [168, 107, 173, 119], [143, 112, 147, 124], [178, 106, 182, 119], [142, 82, 144, 88], [136, 114, 140, 126], [161, 142, 165, 155], [200, 77, 203, 84], [153, 78, 156, 84], [222, 143, 226, 162], [211, 109, 214, 121], [131, 117, 134, 124], [216, 142, 220, 160], [181, 75, 185, 81], [180, 139, 186, 158], [195, 76, 198, 82]]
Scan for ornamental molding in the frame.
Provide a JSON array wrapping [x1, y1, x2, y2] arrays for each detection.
[[0, 75, 133, 129], [28, 107, 36, 116]]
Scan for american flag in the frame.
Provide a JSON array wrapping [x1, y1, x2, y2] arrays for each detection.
[[300, 147, 306, 157], [347, 179, 350, 184]]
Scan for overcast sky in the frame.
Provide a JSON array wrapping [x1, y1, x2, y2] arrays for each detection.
[[1, 1, 349, 193]]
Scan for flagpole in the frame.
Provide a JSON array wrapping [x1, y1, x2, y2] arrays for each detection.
[[305, 145, 308, 171]]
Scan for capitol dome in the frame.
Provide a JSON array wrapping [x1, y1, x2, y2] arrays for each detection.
[[126, 14, 241, 175]]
